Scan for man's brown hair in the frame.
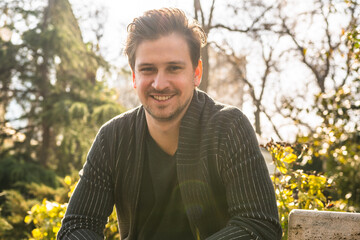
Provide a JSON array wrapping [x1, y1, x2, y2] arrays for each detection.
[[125, 8, 206, 70]]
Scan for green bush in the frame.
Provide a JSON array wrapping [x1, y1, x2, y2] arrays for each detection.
[[0, 190, 35, 239], [0, 155, 59, 191], [24, 176, 119, 240], [21, 142, 354, 239], [264, 141, 349, 239]]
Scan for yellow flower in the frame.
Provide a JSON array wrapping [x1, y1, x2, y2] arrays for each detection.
[[24, 215, 32, 224], [283, 153, 297, 164], [110, 225, 118, 233], [64, 176, 72, 186], [32, 228, 43, 238], [59, 210, 65, 218], [284, 146, 293, 153], [31, 204, 40, 213], [53, 225, 60, 233]]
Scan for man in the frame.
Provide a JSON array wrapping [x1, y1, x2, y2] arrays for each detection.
[[58, 8, 282, 240]]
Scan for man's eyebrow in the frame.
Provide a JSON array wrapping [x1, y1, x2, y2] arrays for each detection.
[[136, 63, 154, 68], [167, 61, 186, 65]]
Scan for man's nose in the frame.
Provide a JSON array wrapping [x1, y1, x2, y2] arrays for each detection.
[[151, 71, 169, 90]]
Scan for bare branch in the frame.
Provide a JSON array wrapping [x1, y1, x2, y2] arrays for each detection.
[[193, 0, 205, 27], [281, 17, 326, 92], [212, 5, 274, 33], [259, 39, 275, 102], [261, 107, 284, 141], [211, 23, 259, 33], [274, 95, 313, 132], [207, 0, 216, 32]]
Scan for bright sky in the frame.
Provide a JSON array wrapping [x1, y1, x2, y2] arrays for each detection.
[[70, 0, 196, 65]]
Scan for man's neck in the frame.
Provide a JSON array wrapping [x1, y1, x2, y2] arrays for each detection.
[[145, 114, 182, 156]]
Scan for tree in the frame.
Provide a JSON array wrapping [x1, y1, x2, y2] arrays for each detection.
[[189, 2, 359, 208], [278, 0, 358, 93], [192, 0, 274, 93], [192, 0, 285, 139], [279, 0, 360, 207], [296, 4, 360, 207], [0, 1, 124, 237], [0, 0, 123, 183]]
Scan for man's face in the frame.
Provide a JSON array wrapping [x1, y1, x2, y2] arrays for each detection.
[[132, 33, 202, 123]]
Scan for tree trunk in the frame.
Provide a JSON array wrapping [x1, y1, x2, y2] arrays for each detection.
[[255, 104, 261, 136], [38, 0, 53, 167], [199, 44, 209, 92]]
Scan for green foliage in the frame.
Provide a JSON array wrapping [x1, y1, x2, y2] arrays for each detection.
[[0, 214, 13, 234], [264, 141, 347, 239], [25, 176, 119, 240], [297, 83, 360, 208], [0, 0, 124, 179], [0, 155, 59, 191], [92, 102, 124, 126], [0, 176, 71, 239], [104, 207, 120, 240], [0, 190, 36, 239], [22, 145, 351, 240], [347, 25, 360, 66], [25, 199, 66, 240]]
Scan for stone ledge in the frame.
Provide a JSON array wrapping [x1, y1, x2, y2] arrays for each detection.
[[288, 209, 360, 240]]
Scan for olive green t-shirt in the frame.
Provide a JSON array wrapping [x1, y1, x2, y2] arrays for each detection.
[[136, 131, 194, 239]]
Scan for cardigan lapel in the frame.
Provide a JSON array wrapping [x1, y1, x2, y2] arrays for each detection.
[[176, 90, 214, 238], [176, 90, 228, 239], [128, 106, 147, 238], [177, 90, 204, 164]]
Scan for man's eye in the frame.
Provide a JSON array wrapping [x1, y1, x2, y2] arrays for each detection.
[[168, 66, 182, 72], [140, 68, 155, 73]]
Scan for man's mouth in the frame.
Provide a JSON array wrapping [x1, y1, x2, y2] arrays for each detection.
[[152, 95, 172, 101]]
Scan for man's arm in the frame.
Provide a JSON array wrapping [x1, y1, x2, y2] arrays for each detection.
[[57, 128, 114, 240], [208, 111, 282, 240]]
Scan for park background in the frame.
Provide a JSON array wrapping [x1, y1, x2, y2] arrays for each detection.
[[0, 0, 359, 239]]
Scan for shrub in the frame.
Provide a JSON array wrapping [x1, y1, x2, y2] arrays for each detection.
[[25, 176, 119, 239], [264, 140, 348, 239], [24, 143, 354, 239]]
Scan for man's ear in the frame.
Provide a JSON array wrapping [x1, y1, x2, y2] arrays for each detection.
[[132, 70, 136, 89], [194, 60, 203, 87]]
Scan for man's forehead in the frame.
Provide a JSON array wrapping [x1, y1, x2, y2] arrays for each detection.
[[134, 33, 192, 68]]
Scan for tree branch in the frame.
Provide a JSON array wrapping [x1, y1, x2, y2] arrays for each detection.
[[261, 107, 284, 141], [212, 5, 274, 33]]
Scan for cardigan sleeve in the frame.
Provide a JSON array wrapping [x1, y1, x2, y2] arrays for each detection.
[[207, 111, 282, 240], [57, 127, 114, 240]]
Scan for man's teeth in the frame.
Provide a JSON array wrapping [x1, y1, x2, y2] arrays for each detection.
[[153, 95, 171, 101]]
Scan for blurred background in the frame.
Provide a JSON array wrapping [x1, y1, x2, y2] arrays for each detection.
[[0, 0, 359, 239]]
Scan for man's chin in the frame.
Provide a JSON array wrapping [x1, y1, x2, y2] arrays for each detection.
[[145, 108, 182, 122], [149, 113, 177, 122]]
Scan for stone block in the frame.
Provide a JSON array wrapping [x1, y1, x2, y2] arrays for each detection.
[[288, 209, 360, 240]]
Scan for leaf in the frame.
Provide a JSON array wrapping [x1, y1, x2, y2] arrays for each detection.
[[315, 198, 324, 208], [277, 160, 288, 174], [303, 48, 307, 55], [283, 153, 297, 164]]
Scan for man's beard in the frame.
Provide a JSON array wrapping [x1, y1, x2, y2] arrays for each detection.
[[144, 90, 193, 122]]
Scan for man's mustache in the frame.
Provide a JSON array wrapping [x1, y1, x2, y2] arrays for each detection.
[[147, 89, 179, 95]]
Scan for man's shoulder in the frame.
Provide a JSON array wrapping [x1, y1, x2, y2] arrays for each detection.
[[100, 105, 144, 132], [197, 90, 245, 124]]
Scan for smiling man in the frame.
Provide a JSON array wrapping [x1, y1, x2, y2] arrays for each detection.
[[58, 8, 282, 240]]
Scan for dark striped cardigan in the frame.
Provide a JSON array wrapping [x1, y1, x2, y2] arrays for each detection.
[[57, 90, 282, 240]]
